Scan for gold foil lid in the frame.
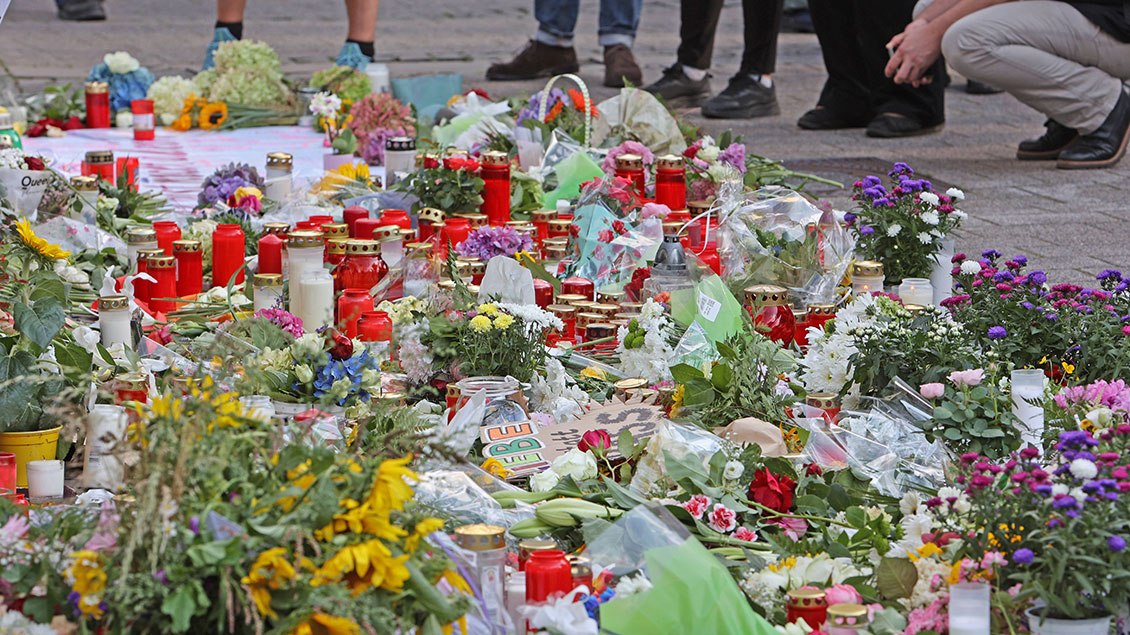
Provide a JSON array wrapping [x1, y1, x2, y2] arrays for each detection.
[[544, 245, 568, 259], [806, 392, 839, 409], [904, 304, 927, 314], [569, 555, 593, 577], [327, 238, 348, 255], [619, 301, 644, 312], [853, 260, 884, 277], [266, 152, 293, 167], [70, 175, 99, 191], [548, 304, 576, 317], [548, 218, 571, 230], [518, 538, 556, 558], [136, 248, 165, 260], [662, 221, 683, 236], [481, 150, 508, 167], [85, 81, 109, 94], [688, 200, 712, 213], [262, 222, 290, 235], [586, 322, 617, 338], [656, 154, 683, 170], [828, 603, 869, 619], [463, 213, 489, 228], [591, 302, 618, 317], [744, 284, 789, 307], [576, 311, 603, 327], [126, 227, 157, 244], [614, 153, 643, 170], [614, 312, 641, 321], [173, 239, 202, 253], [398, 227, 416, 240], [806, 303, 836, 316], [117, 372, 148, 389], [345, 239, 381, 255], [287, 230, 324, 248], [405, 241, 433, 252], [418, 207, 445, 224], [85, 149, 114, 164], [614, 377, 648, 391], [453, 523, 505, 551], [147, 255, 174, 269], [598, 290, 625, 303], [321, 223, 349, 237], [99, 295, 128, 311], [373, 391, 406, 405], [532, 209, 557, 222], [254, 273, 283, 287]]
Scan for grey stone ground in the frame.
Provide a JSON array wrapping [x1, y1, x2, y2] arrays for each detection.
[[1, 0, 1126, 284]]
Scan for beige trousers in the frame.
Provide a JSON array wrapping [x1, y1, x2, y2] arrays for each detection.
[[929, 0, 1130, 133]]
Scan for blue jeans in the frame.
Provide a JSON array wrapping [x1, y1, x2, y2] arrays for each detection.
[[534, 0, 643, 48]]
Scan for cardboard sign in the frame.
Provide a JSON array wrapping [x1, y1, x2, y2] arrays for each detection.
[[537, 402, 664, 461], [481, 419, 550, 477]]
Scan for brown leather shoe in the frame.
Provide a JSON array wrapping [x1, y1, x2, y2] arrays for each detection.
[[486, 40, 579, 81], [603, 44, 642, 88]]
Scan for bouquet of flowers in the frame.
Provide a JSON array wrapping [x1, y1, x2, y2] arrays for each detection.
[[197, 162, 265, 208], [428, 302, 561, 383], [684, 133, 746, 201], [847, 162, 966, 285], [87, 51, 154, 114], [315, 162, 381, 204], [398, 155, 483, 215], [0, 148, 51, 217], [241, 330, 382, 410], [347, 93, 415, 165], [310, 91, 356, 155], [516, 87, 597, 146], [169, 94, 228, 131], [192, 40, 292, 109], [454, 225, 532, 261]]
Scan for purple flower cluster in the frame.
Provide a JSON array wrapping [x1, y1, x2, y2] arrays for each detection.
[[198, 163, 264, 208], [717, 143, 747, 174], [516, 88, 567, 126], [455, 225, 534, 261], [987, 326, 1007, 339], [255, 308, 305, 337]]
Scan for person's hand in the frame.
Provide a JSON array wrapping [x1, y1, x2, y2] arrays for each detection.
[[886, 18, 929, 52], [885, 21, 944, 87]]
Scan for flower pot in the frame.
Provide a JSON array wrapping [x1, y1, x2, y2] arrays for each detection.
[[0, 426, 62, 488], [324, 153, 356, 172], [1026, 607, 1112, 635]]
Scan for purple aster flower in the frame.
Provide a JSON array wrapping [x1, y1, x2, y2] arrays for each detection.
[[1116, 280, 1130, 293], [872, 197, 890, 207], [860, 225, 875, 235], [1110, 536, 1127, 551], [987, 326, 1007, 339], [981, 249, 1001, 260], [862, 186, 887, 199], [889, 162, 913, 176], [843, 212, 857, 223], [1053, 496, 1079, 510], [993, 271, 1015, 282], [717, 143, 747, 174], [1014, 255, 1028, 266], [1013, 548, 1034, 564], [1021, 301, 1035, 310], [861, 175, 882, 188], [189, 516, 200, 535], [1028, 271, 1048, 286], [1097, 269, 1123, 281]]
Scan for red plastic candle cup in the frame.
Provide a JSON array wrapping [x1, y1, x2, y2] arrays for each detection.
[[85, 82, 111, 128], [654, 154, 687, 211], [211, 224, 246, 289], [153, 221, 181, 255], [794, 314, 810, 350], [358, 310, 393, 343], [745, 285, 795, 347], [116, 156, 140, 188], [562, 276, 595, 301], [173, 240, 203, 296], [337, 289, 374, 338], [0, 452, 15, 494], [533, 278, 554, 309], [131, 99, 155, 141], [438, 218, 471, 259], [479, 151, 511, 226], [147, 255, 177, 314], [296, 220, 319, 231], [378, 208, 412, 231], [343, 206, 369, 237], [258, 233, 284, 275], [308, 215, 334, 225], [525, 550, 572, 604]]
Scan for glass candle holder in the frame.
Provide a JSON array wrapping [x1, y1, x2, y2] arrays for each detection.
[[82, 149, 115, 182], [852, 261, 885, 296], [84, 404, 128, 490], [152, 221, 181, 256], [480, 151, 511, 226], [296, 269, 334, 333], [85, 81, 111, 128], [744, 284, 795, 346], [337, 288, 374, 338], [654, 154, 687, 210], [125, 227, 158, 270], [131, 99, 155, 141], [253, 273, 284, 313], [898, 277, 934, 307], [173, 240, 203, 296], [1012, 369, 1046, 451], [948, 583, 990, 635], [26, 460, 64, 498]]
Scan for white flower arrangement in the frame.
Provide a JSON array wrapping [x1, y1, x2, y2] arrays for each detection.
[[615, 299, 674, 384], [0, 148, 28, 170], [104, 51, 141, 74]]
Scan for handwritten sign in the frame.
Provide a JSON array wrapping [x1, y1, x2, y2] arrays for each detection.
[[536, 402, 664, 461], [481, 419, 550, 477]]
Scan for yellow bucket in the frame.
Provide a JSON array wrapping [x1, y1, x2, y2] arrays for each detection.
[[0, 426, 62, 488]]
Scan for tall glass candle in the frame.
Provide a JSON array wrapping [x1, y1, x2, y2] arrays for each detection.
[[1012, 369, 1046, 450], [84, 404, 128, 490], [286, 231, 326, 317], [98, 295, 131, 349], [337, 288, 374, 338], [851, 261, 885, 296], [125, 227, 158, 270], [480, 151, 511, 226], [614, 153, 645, 195], [931, 237, 955, 305], [948, 583, 990, 635], [173, 240, 203, 296], [336, 239, 388, 295], [147, 255, 177, 313], [253, 273, 284, 313], [211, 224, 246, 289], [133, 248, 163, 306], [26, 460, 64, 498], [297, 269, 334, 333], [654, 154, 686, 210], [131, 99, 155, 141], [383, 136, 415, 188], [898, 278, 934, 307], [343, 205, 369, 237], [153, 221, 181, 256], [264, 152, 293, 200]]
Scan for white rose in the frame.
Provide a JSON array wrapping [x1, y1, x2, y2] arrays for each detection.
[[946, 187, 965, 201], [887, 223, 902, 237], [551, 448, 597, 481], [104, 51, 140, 74], [1069, 458, 1098, 479], [960, 260, 981, 275], [73, 325, 101, 354], [921, 211, 939, 226], [294, 364, 314, 384], [529, 469, 561, 492], [919, 192, 940, 206], [899, 492, 921, 516], [723, 460, 744, 480]]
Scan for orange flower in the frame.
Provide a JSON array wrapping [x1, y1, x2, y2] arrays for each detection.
[[170, 114, 192, 131], [546, 100, 564, 123], [199, 102, 228, 130], [568, 88, 598, 116]]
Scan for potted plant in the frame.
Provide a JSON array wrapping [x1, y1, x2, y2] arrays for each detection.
[[938, 412, 1130, 634], [309, 91, 359, 171]]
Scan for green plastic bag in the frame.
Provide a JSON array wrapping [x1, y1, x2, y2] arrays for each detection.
[[670, 273, 744, 344], [541, 151, 603, 209], [600, 537, 777, 635]]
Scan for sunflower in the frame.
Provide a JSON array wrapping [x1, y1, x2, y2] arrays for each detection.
[[15, 218, 70, 260], [366, 455, 416, 513], [241, 547, 299, 618], [404, 517, 445, 552], [170, 114, 193, 131], [316, 162, 371, 194], [289, 612, 360, 635], [199, 102, 228, 130], [313, 538, 410, 595]]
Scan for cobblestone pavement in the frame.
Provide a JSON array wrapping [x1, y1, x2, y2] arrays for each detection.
[[2, 0, 1126, 283]]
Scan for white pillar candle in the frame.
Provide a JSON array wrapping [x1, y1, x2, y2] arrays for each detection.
[[84, 403, 128, 490], [26, 460, 64, 498], [383, 136, 415, 188], [948, 582, 990, 635], [898, 278, 934, 307], [285, 243, 325, 318], [297, 269, 334, 333], [1012, 369, 1046, 451], [930, 237, 955, 305], [98, 295, 132, 349], [253, 274, 284, 314]]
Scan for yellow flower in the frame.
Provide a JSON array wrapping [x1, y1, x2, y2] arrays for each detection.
[[289, 612, 360, 635], [480, 457, 512, 480], [442, 569, 473, 595], [232, 186, 262, 201], [671, 384, 685, 409], [199, 102, 228, 130], [180, 95, 197, 115], [469, 315, 493, 332], [766, 555, 798, 573], [313, 538, 410, 595], [64, 550, 107, 619], [477, 303, 499, 316], [1062, 361, 1075, 376], [367, 455, 417, 513], [314, 498, 408, 542], [241, 548, 300, 618], [317, 162, 371, 194], [170, 113, 193, 131], [404, 517, 445, 553], [910, 541, 943, 561], [493, 314, 514, 330], [580, 366, 607, 380], [15, 218, 70, 260]]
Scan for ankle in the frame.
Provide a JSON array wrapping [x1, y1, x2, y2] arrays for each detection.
[[346, 39, 375, 59], [215, 20, 243, 39]]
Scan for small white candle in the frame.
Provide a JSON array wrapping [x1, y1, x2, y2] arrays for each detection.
[[898, 278, 934, 307], [98, 295, 132, 349], [1012, 369, 1046, 450], [297, 269, 334, 332], [26, 460, 64, 498], [948, 582, 990, 635]]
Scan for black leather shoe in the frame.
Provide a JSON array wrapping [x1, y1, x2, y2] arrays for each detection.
[[965, 80, 1002, 95], [797, 106, 871, 130], [865, 113, 944, 138], [701, 75, 780, 119], [1017, 119, 1078, 160], [1057, 89, 1130, 169], [57, 0, 105, 20], [643, 65, 711, 107]]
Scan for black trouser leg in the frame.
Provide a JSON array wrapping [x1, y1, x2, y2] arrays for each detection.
[[738, 0, 785, 76], [676, 0, 725, 70], [861, 0, 947, 124], [808, 0, 873, 118]]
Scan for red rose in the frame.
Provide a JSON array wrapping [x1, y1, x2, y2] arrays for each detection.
[[748, 468, 797, 513], [327, 329, 354, 360], [61, 116, 85, 130], [578, 429, 611, 453], [683, 144, 700, 160], [23, 156, 45, 171], [423, 157, 441, 169], [462, 159, 480, 172], [804, 462, 823, 477], [612, 220, 626, 235], [598, 229, 614, 243]]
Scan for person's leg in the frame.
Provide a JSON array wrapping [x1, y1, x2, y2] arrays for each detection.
[[204, 0, 245, 69], [337, 0, 378, 69], [941, 0, 1130, 167], [486, 0, 581, 81], [643, 0, 718, 103], [798, 0, 873, 128], [701, 0, 784, 119], [862, 0, 947, 137], [599, 0, 643, 87]]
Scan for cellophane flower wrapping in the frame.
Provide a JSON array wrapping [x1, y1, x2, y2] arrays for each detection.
[[716, 188, 854, 308], [567, 180, 662, 293]]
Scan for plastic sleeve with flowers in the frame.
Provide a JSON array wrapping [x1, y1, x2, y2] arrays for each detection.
[[568, 201, 662, 293]]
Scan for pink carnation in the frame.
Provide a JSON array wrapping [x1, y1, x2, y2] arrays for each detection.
[[681, 494, 710, 519], [733, 527, 757, 542], [707, 503, 737, 533]]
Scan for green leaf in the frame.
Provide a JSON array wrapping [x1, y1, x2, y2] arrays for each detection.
[[794, 494, 827, 514], [943, 428, 963, 440], [670, 363, 703, 384], [13, 300, 65, 350], [22, 596, 50, 623], [187, 540, 230, 567], [710, 364, 732, 391], [876, 556, 918, 600], [845, 506, 867, 529], [682, 377, 715, 407], [869, 607, 910, 635], [932, 405, 953, 419], [161, 585, 197, 632], [29, 277, 66, 304], [827, 484, 851, 512], [825, 541, 851, 559], [617, 428, 634, 458]]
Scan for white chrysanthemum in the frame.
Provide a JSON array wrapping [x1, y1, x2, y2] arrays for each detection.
[[900, 492, 922, 516], [1051, 483, 1070, 497], [960, 260, 981, 275], [921, 210, 939, 226], [616, 573, 654, 597], [1069, 458, 1098, 479], [952, 209, 968, 220], [917, 232, 932, 244], [887, 223, 902, 237], [919, 191, 940, 206], [529, 357, 589, 423], [946, 187, 965, 201]]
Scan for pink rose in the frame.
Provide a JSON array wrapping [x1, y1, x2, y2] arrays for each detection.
[[948, 369, 985, 387], [733, 527, 758, 542], [681, 494, 710, 519], [919, 383, 945, 399], [707, 503, 737, 533], [824, 584, 863, 605], [641, 202, 671, 220]]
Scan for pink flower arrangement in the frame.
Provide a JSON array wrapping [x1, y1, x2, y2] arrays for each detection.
[[601, 140, 654, 175], [681, 494, 710, 519], [347, 93, 415, 162], [255, 308, 304, 337], [641, 202, 670, 220], [707, 503, 737, 533], [1054, 379, 1130, 414]]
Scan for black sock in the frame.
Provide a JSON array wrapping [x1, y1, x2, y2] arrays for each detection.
[[346, 39, 375, 59], [215, 21, 243, 39]]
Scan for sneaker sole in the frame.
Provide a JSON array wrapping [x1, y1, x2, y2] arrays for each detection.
[[701, 102, 781, 119], [485, 64, 580, 82], [865, 122, 945, 138], [1056, 125, 1130, 169]]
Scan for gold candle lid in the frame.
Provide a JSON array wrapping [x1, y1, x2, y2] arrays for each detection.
[[532, 209, 557, 222], [557, 294, 588, 306], [85, 81, 109, 94], [806, 392, 839, 409], [548, 218, 572, 231], [614, 153, 643, 170], [656, 154, 683, 170], [327, 238, 348, 255], [598, 290, 625, 303], [266, 152, 293, 167], [345, 239, 381, 255], [619, 301, 644, 312], [787, 587, 828, 608], [84, 149, 114, 164], [544, 245, 568, 259], [591, 302, 618, 317], [614, 312, 641, 321], [254, 273, 283, 287], [464, 213, 489, 228], [828, 602, 869, 620], [136, 248, 165, 260], [806, 303, 836, 316], [661, 221, 683, 236], [505, 220, 529, 229], [853, 260, 884, 277], [117, 372, 148, 390], [173, 239, 202, 253], [576, 311, 603, 327], [453, 524, 505, 551], [586, 322, 617, 339], [99, 295, 128, 311], [518, 538, 556, 558], [614, 377, 648, 391], [398, 227, 416, 241], [406, 241, 433, 253], [418, 207, 445, 224], [126, 227, 157, 244], [688, 200, 713, 214], [70, 175, 99, 191], [373, 391, 406, 406], [744, 284, 789, 307], [262, 222, 290, 235], [481, 150, 508, 167], [904, 304, 927, 315], [147, 255, 174, 269], [321, 223, 349, 238], [548, 304, 576, 318], [287, 230, 324, 248]]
